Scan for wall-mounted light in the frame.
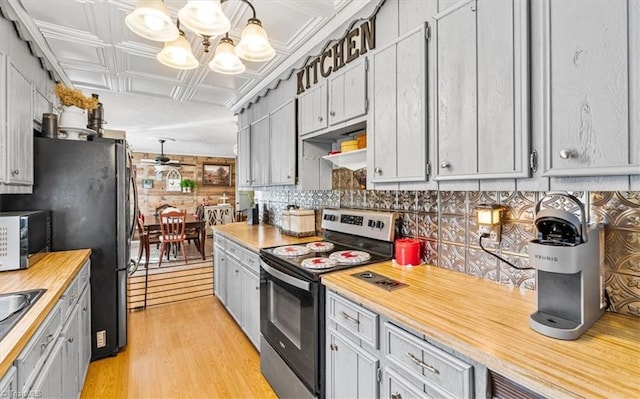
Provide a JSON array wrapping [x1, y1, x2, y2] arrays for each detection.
[[475, 204, 504, 242], [474, 204, 531, 270]]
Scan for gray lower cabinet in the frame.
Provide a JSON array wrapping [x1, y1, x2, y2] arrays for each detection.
[[383, 322, 473, 399], [240, 250, 260, 350], [11, 260, 91, 398], [371, 23, 429, 183], [326, 290, 484, 399], [226, 254, 243, 322], [540, 0, 640, 177], [383, 366, 431, 399], [326, 328, 380, 399], [214, 233, 261, 351], [30, 338, 64, 398], [326, 290, 380, 399], [214, 240, 227, 304], [0, 366, 17, 398], [61, 300, 81, 399], [433, 0, 530, 180], [78, 284, 91, 386]]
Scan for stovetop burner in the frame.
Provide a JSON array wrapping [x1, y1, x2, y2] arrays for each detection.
[[260, 209, 399, 281], [305, 241, 335, 252]]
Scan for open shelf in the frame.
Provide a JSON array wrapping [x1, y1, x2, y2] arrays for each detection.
[[321, 149, 367, 171]]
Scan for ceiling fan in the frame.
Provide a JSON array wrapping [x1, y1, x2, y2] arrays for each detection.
[[140, 138, 195, 171]]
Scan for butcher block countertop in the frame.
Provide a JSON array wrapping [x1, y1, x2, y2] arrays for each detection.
[[0, 250, 91, 377], [213, 222, 322, 252], [322, 262, 640, 399]]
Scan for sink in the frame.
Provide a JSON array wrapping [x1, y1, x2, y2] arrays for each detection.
[[0, 289, 46, 341]]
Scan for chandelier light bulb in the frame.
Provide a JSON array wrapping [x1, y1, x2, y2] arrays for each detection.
[[209, 37, 246, 75], [178, 0, 230, 37], [157, 32, 200, 69], [143, 14, 165, 31], [235, 19, 275, 62], [125, 0, 179, 42]]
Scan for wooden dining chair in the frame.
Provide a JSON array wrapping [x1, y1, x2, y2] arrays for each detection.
[[158, 209, 188, 267]]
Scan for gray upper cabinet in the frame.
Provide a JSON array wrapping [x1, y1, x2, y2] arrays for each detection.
[[371, 24, 428, 183], [250, 115, 270, 186], [540, 0, 640, 177], [1, 56, 34, 188], [299, 82, 327, 136], [328, 57, 368, 126], [269, 100, 296, 185], [433, 0, 530, 180], [237, 126, 251, 189]]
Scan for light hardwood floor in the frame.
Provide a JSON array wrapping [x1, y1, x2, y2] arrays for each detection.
[[81, 297, 276, 399]]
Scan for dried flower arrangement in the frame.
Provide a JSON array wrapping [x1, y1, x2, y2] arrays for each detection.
[[54, 83, 99, 110]]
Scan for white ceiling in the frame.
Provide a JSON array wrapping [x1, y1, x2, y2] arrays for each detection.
[[10, 0, 373, 156]]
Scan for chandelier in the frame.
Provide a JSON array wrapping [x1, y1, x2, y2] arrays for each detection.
[[125, 0, 275, 74]]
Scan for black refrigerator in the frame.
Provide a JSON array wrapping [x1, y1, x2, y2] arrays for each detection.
[[3, 136, 137, 360]]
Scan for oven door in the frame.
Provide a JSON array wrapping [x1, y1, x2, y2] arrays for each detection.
[[260, 257, 319, 394]]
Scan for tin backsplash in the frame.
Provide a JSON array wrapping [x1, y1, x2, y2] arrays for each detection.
[[254, 189, 640, 317]]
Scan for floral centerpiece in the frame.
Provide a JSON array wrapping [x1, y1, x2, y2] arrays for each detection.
[[54, 83, 98, 131], [54, 83, 98, 110]]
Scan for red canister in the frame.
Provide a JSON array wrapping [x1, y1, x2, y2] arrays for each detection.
[[395, 238, 421, 266]]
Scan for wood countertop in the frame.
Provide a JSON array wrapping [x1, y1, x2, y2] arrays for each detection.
[[322, 263, 640, 399], [213, 223, 322, 253], [0, 250, 91, 377]]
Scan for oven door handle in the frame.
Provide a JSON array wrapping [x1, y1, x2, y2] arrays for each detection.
[[261, 261, 310, 292]]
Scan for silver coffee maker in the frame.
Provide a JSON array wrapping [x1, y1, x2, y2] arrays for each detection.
[[528, 192, 605, 340]]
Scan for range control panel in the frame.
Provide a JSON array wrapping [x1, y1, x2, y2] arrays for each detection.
[[321, 209, 398, 242]]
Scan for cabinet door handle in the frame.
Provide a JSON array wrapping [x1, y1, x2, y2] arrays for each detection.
[[318, 116, 323, 122], [67, 337, 74, 343], [41, 334, 54, 351], [11, 169, 19, 176], [406, 352, 439, 374], [439, 161, 450, 168], [374, 167, 382, 175], [330, 111, 335, 116], [330, 343, 338, 351], [339, 311, 359, 324], [559, 149, 575, 159], [391, 393, 402, 399]]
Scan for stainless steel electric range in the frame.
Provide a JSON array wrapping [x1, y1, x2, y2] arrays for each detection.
[[259, 208, 399, 399]]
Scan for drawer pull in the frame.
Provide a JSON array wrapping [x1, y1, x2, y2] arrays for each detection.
[[391, 393, 402, 399], [67, 337, 74, 343], [41, 334, 54, 351], [339, 311, 359, 324], [406, 352, 439, 374]]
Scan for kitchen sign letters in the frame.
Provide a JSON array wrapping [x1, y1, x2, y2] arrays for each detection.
[[296, 15, 376, 95]]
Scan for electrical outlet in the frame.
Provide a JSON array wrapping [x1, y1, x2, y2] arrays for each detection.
[[478, 225, 501, 243], [96, 330, 106, 348]]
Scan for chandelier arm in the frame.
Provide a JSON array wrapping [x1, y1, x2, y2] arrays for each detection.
[[220, 0, 257, 19]]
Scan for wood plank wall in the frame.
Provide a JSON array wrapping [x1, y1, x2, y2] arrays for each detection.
[[132, 152, 236, 218]]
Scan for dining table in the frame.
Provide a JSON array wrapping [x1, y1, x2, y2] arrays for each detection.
[[143, 214, 206, 260]]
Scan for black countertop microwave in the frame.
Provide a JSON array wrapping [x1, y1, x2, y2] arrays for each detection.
[[0, 210, 51, 271]]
